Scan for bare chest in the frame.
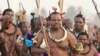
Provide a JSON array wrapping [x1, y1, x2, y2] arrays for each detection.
[[76, 47, 96, 56]]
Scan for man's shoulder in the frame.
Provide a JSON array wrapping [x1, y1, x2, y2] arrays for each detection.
[[67, 30, 76, 39]]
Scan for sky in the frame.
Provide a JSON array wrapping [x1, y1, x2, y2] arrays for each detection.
[[0, 0, 100, 14], [0, 0, 100, 26]]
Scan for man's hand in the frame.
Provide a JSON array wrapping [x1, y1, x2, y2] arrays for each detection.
[[1, 15, 10, 29]]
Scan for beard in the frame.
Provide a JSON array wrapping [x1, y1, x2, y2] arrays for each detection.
[[75, 27, 84, 32], [51, 24, 61, 31]]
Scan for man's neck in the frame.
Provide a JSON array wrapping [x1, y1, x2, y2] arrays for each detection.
[[75, 29, 85, 33], [8, 23, 12, 29], [83, 44, 89, 49]]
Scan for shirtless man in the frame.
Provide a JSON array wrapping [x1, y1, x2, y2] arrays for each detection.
[[0, 9, 22, 56], [31, 12, 79, 56], [73, 32, 98, 56], [17, 22, 33, 56], [73, 14, 86, 37], [73, 14, 95, 44]]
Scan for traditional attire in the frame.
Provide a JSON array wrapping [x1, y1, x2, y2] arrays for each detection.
[[0, 23, 21, 56], [32, 27, 77, 56], [72, 45, 98, 56]]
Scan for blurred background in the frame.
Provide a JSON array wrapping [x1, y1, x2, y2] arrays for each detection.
[[0, 0, 100, 27]]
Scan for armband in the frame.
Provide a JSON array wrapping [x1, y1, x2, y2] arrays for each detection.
[[73, 42, 83, 53]]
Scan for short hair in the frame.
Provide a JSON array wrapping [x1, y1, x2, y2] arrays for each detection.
[[3, 8, 13, 16], [77, 32, 89, 39], [48, 12, 61, 20], [74, 14, 85, 23]]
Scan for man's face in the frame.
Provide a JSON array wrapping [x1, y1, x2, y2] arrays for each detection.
[[50, 14, 62, 29], [21, 23, 31, 34], [79, 35, 89, 45], [5, 11, 14, 22], [74, 17, 85, 31]]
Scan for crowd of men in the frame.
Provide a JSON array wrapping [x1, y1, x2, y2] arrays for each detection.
[[0, 8, 100, 56]]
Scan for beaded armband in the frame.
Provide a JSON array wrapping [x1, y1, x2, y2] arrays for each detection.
[[73, 42, 83, 53]]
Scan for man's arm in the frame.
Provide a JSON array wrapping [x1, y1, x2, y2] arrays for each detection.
[[68, 31, 77, 47], [16, 28, 22, 38], [31, 32, 47, 54], [92, 46, 98, 56]]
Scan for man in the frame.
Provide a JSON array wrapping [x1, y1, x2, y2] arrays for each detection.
[[0, 9, 22, 56], [2, 9, 14, 22], [31, 12, 81, 56], [73, 32, 98, 56], [17, 22, 34, 56], [73, 14, 86, 37], [73, 14, 94, 42]]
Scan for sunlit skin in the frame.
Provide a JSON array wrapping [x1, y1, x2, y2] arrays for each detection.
[[0, 15, 22, 56], [32, 13, 77, 56]]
